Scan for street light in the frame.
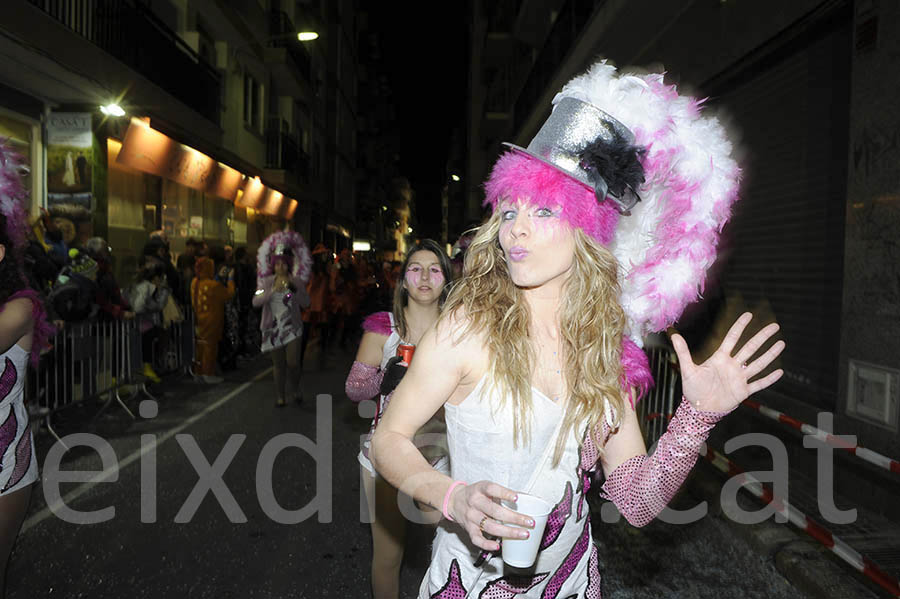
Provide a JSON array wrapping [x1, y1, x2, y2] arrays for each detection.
[[100, 103, 125, 117], [230, 31, 319, 63], [451, 174, 461, 182]]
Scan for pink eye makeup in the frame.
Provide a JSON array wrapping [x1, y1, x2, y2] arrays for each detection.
[[428, 267, 445, 286], [405, 267, 421, 287], [405, 264, 444, 288]]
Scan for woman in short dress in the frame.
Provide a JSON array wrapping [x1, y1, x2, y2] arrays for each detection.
[[0, 140, 54, 596], [254, 231, 312, 407], [345, 239, 453, 599]]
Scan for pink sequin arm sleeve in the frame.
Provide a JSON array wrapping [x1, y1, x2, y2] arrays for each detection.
[[599, 399, 731, 527], [345, 361, 384, 403]]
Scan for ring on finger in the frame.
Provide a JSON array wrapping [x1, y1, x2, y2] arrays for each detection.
[[479, 515, 490, 532]]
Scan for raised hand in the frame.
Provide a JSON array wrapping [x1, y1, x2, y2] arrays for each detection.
[[670, 312, 785, 413]]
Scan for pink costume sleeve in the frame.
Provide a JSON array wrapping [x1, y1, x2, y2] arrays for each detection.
[[362, 311, 393, 336], [345, 311, 393, 402], [345, 361, 384, 403], [599, 398, 732, 527]]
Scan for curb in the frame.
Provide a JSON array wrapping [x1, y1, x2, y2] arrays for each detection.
[[688, 460, 886, 598]]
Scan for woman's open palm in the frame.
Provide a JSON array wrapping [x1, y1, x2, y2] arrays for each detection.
[[670, 312, 785, 413]]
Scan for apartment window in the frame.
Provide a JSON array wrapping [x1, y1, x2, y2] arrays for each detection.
[[243, 73, 261, 132], [312, 142, 320, 179], [302, 129, 309, 154], [197, 22, 216, 67]]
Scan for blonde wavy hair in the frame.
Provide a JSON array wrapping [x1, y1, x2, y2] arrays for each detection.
[[441, 209, 626, 465]]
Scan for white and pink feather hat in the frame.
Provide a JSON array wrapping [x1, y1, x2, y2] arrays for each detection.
[[485, 60, 741, 344], [256, 230, 313, 285]]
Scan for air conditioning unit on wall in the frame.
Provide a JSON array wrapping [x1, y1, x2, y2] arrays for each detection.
[[846, 359, 900, 432]]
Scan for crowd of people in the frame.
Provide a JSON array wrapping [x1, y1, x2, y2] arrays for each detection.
[[21, 206, 424, 389]]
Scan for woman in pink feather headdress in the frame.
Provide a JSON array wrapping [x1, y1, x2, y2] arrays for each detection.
[[370, 61, 786, 597], [253, 231, 312, 406], [0, 140, 54, 595]]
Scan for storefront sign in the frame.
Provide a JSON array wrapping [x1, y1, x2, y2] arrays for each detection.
[[237, 176, 266, 209], [286, 199, 298, 219], [117, 118, 213, 190], [47, 112, 93, 209], [117, 118, 244, 201], [116, 118, 296, 220], [259, 189, 284, 216], [208, 163, 244, 201]]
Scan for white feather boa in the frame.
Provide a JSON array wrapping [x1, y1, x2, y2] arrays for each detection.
[[554, 61, 741, 344]]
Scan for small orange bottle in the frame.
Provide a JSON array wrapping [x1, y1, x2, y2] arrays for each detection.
[[397, 344, 415, 365]]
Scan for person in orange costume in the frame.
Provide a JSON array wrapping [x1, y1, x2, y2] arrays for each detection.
[[191, 256, 234, 384]]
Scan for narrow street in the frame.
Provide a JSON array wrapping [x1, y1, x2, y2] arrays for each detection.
[[9, 345, 810, 598]]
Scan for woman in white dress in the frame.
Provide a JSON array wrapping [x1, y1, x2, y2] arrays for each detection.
[[254, 231, 311, 406], [371, 62, 786, 597], [0, 141, 54, 597], [345, 239, 453, 599]]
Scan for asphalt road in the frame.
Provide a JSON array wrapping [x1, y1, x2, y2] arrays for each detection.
[[8, 345, 810, 598]]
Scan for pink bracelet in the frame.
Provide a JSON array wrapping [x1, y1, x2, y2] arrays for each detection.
[[442, 481, 466, 522]]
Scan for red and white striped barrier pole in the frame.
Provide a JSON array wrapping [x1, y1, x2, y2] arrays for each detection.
[[701, 443, 900, 597], [644, 412, 672, 422], [742, 399, 900, 475]]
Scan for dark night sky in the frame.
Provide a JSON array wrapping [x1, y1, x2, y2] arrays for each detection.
[[364, 2, 469, 238]]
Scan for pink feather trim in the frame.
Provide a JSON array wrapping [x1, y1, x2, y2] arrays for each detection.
[[3, 289, 55, 367], [362, 311, 393, 336], [484, 151, 620, 245], [0, 139, 29, 250], [621, 337, 653, 408]]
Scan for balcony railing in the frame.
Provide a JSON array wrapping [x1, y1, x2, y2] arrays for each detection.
[[513, 0, 604, 133], [266, 119, 309, 183], [29, 0, 221, 120], [268, 10, 312, 83]]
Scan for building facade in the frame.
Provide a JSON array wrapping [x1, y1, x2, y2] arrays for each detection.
[[0, 0, 359, 282]]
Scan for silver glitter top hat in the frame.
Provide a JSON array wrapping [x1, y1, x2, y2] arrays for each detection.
[[503, 97, 640, 214]]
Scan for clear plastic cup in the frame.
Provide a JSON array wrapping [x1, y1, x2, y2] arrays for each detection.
[[500, 493, 553, 568]]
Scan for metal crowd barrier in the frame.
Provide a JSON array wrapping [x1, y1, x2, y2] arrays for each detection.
[[150, 311, 196, 378], [636, 340, 682, 449], [27, 313, 196, 446]]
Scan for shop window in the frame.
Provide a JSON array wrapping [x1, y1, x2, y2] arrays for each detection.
[[108, 138, 158, 284], [232, 206, 249, 246], [161, 178, 202, 256], [203, 196, 233, 245]]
